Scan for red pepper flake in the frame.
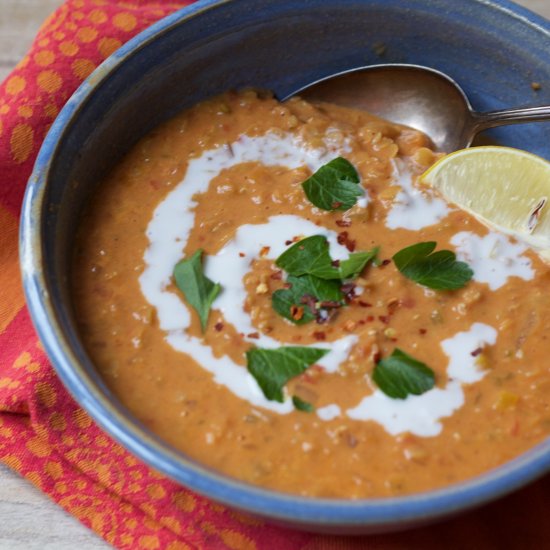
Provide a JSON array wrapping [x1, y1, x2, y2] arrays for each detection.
[[379, 315, 390, 324], [419, 328, 427, 335], [285, 240, 292, 246], [331, 259, 341, 267], [336, 219, 351, 227], [214, 322, 224, 332], [365, 315, 375, 322], [300, 295, 343, 324], [238, 252, 245, 258], [270, 270, 283, 280], [341, 282, 356, 301], [470, 347, 483, 357], [300, 294, 318, 316], [337, 231, 356, 252], [332, 201, 343, 209], [283, 282, 293, 289], [291, 305, 304, 321], [259, 246, 270, 257], [247, 332, 260, 339], [381, 259, 391, 266], [373, 350, 382, 363], [358, 300, 372, 308], [312, 331, 326, 341]]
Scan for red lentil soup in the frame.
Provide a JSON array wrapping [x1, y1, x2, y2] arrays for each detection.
[[72, 90, 550, 498]]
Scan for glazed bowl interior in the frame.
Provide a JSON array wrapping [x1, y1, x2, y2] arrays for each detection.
[[21, 0, 550, 533]]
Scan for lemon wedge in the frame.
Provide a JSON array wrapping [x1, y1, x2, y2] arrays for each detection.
[[420, 146, 550, 259]]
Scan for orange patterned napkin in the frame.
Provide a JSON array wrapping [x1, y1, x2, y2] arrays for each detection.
[[0, 1, 549, 548]]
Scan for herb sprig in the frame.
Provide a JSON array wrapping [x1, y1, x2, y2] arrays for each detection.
[[246, 346, 328, 402], [276, 235, 339, 280], [276, 235, 378, 281], [302, 157, 363, 211], [373, 348, 435, 399], [273, 236, 378, 324], [272, 274, 344, 324], [173, 250, 221, 332], [393, 241, 473, 290]]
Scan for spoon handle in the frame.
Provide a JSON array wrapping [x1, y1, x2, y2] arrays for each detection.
[[473, 105, 550, 132]]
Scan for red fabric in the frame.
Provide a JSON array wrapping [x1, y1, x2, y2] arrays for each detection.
[[0, 1, 548, 548]]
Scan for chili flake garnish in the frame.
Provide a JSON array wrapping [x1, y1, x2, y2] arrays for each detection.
[[337, 231, 356, 252]]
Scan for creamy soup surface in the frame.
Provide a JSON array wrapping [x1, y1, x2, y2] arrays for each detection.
[[72, 90, 550, 498]]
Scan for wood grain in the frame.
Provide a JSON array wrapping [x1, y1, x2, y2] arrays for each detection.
[[0, 463, 108, 549], [0, 0, 548, 548]]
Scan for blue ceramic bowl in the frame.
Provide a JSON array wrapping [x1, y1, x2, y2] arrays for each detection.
[[20, 0, 550, 534]]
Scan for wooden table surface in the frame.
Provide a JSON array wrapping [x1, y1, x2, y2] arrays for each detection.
[[1, 0, 549, 548]]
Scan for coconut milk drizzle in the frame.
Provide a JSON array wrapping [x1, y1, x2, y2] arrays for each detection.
[[140, 132, 503, 435], [140, 133, 362, 415], [386, 159, 450, 230], [451, 231, 534, 290]]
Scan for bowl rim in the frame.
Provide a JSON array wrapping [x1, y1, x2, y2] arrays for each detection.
[[20, 0, 550, 528]]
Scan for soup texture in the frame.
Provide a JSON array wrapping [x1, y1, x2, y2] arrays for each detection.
[[73, 90, 550, 498]]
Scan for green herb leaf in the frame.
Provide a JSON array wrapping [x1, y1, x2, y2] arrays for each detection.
[[272, 274, 344, 324], [275, 235, 340, 280], [292, 395, 315, 412], [373, 349, 435, 399], [302, 157, 363, 211], [338, 248, 379, 279], [276, 235, 378, 283], [393, 241, 473, 290], [246, 346, 328, 402], [173, 249, 221, 332]]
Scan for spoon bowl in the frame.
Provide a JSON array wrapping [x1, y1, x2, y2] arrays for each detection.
[[287, 64, 550, 152]]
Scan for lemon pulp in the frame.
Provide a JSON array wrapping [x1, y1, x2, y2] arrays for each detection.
[[420, 146, 550, 259]]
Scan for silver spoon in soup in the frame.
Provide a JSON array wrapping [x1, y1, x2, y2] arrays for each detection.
[[286, 64, 550, 152]]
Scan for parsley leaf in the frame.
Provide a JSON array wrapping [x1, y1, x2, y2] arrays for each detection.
[[276, 236, 378, 281], [272, 274, 344, 324], [339, 248, 379, 279], [302, 157, 363, 211], [246, 346, 328, 402], [292, 395, 315, 412], [272, 237, 378, 324], [173, 249, 221, 332], [373, 349, 435, 399], [275, 235, 340, 280], [393, 241, 473, 290]]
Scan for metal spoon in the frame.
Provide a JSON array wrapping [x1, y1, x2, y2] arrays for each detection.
[[287, 64, 550, 152]]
